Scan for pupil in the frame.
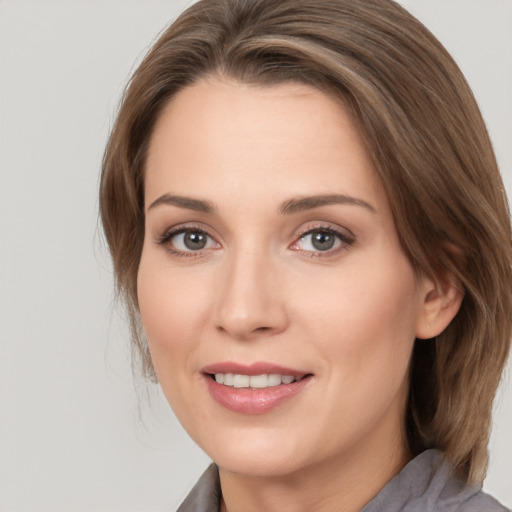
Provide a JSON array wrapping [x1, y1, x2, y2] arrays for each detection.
[[312, 231, 334, 251], [184, 231, 207, 250]]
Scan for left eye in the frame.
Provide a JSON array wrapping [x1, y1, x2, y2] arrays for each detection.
[[295, 229, 345, 252], [168, 229, 217, 252]]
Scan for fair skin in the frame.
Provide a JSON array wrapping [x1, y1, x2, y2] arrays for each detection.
[[138, 77, 461, 512]]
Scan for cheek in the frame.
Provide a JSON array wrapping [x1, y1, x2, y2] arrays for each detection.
[[296, 254, 420, 378], [136, 251, 210, 377]]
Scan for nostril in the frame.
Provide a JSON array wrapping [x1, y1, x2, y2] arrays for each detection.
[[215, 321, 279, 339]]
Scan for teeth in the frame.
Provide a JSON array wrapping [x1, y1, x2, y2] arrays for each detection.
[[213, 373, 298, 388], [268, 374, 281, 386], [233, 374, 250, 388], [249, 374, 268, 388]]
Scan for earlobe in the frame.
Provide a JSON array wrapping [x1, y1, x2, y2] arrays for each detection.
[[415, 273, 464, 340]]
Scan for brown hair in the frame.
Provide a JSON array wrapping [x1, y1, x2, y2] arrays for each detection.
[[99, 0, 512, 482]]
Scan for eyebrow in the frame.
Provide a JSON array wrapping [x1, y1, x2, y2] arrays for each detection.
[[280, 194, 376, 215], [147, 194, 215, 213], [147, 193, 376, 215]]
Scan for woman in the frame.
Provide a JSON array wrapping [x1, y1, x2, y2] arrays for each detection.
[[99, 0, 512, 510]]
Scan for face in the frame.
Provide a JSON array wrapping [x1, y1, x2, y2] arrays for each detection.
[[138, 77, 432, 478]]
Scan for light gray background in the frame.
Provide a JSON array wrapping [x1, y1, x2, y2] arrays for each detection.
[[0, 1, 510, 510]]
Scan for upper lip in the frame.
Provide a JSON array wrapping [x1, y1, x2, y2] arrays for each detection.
[[201, 361, 309, 378]]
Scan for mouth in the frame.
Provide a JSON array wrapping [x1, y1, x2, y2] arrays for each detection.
[[208, 372, 306, 388], [201, 362, 313, 414]]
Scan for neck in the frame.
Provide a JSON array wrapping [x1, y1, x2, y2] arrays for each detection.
[[219, 434, 411, 512]]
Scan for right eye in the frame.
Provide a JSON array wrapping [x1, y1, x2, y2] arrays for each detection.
[[161, 228, 219, 254]]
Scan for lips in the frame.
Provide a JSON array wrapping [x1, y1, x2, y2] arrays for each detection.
[[203, 361, 307, 376], [201, 362, 312, 414]]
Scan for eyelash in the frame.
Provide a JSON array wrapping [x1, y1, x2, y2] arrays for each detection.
[[292, 225, 355, 257], [157, 224, 216, 258], [157, 224, 355, 258]]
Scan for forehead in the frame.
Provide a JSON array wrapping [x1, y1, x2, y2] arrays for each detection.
[[144, 77, 386, 214]]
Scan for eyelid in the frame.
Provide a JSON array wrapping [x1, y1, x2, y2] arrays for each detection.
[[156, 223, 221, 256], [154, 221, 355, 258], [290, 223, 356, 255]]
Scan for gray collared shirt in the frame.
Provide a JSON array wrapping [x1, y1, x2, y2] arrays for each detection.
[[177, 450, 510, 511]]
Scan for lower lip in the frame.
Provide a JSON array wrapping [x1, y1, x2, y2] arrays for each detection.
[[204, 375, 312, 414]]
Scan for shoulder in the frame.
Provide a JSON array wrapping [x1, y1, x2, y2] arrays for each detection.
[[176, 464, 220, 512], [178, 455, 510, 512], [362, 450, 510, 512], [452, 489, 511, 512]]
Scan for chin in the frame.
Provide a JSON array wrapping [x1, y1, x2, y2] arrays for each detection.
[[197, 426, 311, 477], [214, 451, 306, 478]]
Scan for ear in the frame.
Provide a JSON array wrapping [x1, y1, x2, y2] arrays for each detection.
[[415, 270, 464, 340]]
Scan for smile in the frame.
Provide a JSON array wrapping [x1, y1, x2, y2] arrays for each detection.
[[202, 362, 313, 414], [213, 373, 299, 388]]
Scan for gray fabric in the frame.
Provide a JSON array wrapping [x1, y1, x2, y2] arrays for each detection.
[[177, 464, 221, 512], [360, 450, 509, 512], [176, 450, 510, 511]]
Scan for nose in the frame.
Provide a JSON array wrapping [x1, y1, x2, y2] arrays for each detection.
[[213, 246, 288, 340]]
